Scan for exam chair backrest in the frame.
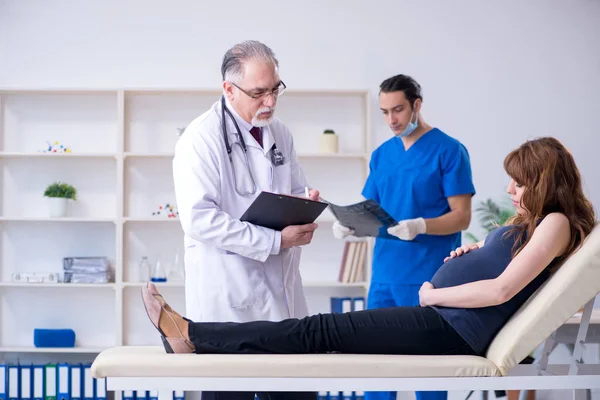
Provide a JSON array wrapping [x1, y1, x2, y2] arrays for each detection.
[[485, 223, 600, 375]]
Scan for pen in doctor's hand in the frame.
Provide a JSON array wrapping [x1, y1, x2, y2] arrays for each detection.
[[305, 187, 310, 198]]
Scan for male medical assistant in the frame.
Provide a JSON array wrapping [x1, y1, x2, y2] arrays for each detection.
[[334, 74, 475, 400]]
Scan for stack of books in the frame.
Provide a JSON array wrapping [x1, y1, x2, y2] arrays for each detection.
[[337, 241, 368, 283]]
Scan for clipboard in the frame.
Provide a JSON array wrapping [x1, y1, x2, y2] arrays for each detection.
[[240, 191, 328, 231]]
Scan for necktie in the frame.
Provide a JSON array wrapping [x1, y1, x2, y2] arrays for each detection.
[[249, 126, 262, 148]]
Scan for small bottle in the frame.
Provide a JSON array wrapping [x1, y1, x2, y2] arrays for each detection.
[[138, 256, 151, 282], [151, 257, 167, 283]]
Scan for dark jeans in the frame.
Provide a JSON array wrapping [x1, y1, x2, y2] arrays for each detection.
[[188, 306, 477, 356]]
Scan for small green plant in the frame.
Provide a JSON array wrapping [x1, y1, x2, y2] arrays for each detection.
[[465, 196, 514, 243], [323, 129, 335, 134], [44, 182, 77, 200]]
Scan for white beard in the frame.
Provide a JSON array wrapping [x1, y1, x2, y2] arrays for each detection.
[[251, 107, 275, 127]]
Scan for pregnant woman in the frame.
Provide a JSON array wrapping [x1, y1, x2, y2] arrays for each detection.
[[142, 136, 595, 358]]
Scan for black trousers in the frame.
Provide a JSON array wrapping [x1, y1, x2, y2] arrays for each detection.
[[188, 306, 477, 356]]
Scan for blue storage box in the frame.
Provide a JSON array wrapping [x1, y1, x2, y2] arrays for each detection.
[[33, 329, 76, 347]]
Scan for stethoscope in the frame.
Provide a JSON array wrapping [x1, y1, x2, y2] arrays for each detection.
[[221, 96, 285, 196]]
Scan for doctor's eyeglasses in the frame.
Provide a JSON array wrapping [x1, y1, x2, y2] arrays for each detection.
[[232, 81, 286, 101]]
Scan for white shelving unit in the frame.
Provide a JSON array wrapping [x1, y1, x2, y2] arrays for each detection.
[[0, 88, 372, 357]]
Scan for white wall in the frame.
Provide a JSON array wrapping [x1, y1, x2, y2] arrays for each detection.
[[1, 1, 599, 398], [2, 0, 599, 240]]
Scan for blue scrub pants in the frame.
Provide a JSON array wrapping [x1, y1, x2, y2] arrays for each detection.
[[364, 283, 447, 400]]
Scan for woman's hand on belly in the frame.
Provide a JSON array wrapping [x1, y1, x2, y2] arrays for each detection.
[[443, 243, 480, 263], [418, 281, 435, 306]]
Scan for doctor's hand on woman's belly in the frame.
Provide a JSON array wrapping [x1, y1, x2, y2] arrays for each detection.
[[281, 223, 318, 249]]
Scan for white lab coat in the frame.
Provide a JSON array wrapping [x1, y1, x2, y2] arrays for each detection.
[[173, 98, 311, 323]]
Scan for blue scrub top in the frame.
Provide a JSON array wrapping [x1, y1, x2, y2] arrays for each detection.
[[362, 128, 475, 284]]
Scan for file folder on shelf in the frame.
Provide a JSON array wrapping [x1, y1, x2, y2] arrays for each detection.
[[20, 365, 32, 400], [173, 391, 185, 400], [317, 391, 329, 400], [94, 378, 105, 400], [330, 297, 352, 313], [57, 363, 70, 400], [0, 364, 6, 400], [70, 365, 82, 400], [45, 364, 57, 400], [134, 391, 147, 400], [82, 366, 94, 400], [33, 366, 44, 400], [352, 297, 365, 311], [8, 366, 18, 400]]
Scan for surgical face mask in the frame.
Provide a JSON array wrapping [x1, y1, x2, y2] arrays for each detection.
[[396, 108, 418, 138]]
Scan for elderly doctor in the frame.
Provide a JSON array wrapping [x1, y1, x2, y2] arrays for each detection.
[[172, 40, 319, 400]]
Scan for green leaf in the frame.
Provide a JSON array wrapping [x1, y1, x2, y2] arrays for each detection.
[[464, 232, 479, 243], [44, 181, 77, 200], [472, 195, 514, 234]]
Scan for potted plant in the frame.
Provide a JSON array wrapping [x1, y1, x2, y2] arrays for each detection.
[[318, 129, 339, 153], [465, 196, 515, 243], [44, 181, 77, 217]]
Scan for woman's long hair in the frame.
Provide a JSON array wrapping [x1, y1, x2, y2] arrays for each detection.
[[503, 137, 596, 265]]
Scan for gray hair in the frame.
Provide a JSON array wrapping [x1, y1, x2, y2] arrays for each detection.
[[221, 40, 279, 83]]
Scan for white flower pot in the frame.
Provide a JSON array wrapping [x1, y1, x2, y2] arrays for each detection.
[[47, 197, 68, 218], [318, 133, 339, 153]]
